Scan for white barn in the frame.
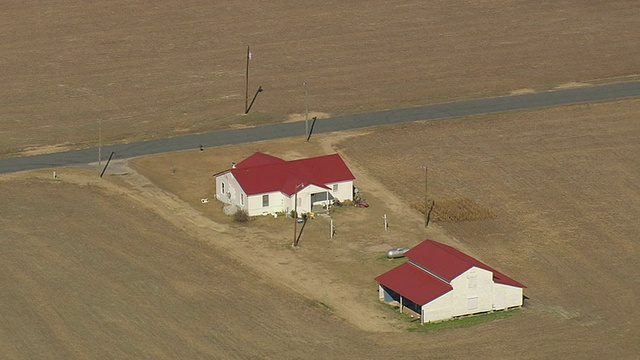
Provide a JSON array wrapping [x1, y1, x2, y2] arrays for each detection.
[[213, 152, 355, 216], [375, 239, 525, 323]]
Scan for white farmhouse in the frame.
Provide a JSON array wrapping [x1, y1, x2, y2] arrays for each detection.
[[213, 152, 355, 216], [376, 239, 525, 324]]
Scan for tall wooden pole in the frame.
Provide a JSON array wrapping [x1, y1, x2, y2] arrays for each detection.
[[424, 165, 428, 227], [245, 46, 250, 114], [304, 81, 308, 138], [330, 218, 334, 239], [98, 119, 102, 169], [293, 185, 299, 246]]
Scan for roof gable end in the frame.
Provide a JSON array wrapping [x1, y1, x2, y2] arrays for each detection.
[[236, 152, 285, 168], [405, 239, 525, 288]]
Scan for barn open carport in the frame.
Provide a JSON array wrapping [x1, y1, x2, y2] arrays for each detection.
[[376, 262, 453, 323]]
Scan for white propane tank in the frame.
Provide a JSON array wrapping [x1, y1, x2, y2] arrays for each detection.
[[386, 247, 410, 259]]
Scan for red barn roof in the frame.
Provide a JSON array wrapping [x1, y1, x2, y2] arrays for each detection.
[[375, 262, 453, 305], [376, 239, 525, 306], [405, 239, 525, 288], [224, 152, 355, 196]]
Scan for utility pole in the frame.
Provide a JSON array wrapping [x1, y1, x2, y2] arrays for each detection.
[[421, 165, 428, 227], [293, 183, 304, 247], [304, 81, 309, 138], [98, 119, 102, 169], [245, 46, 251, 114], [330, 218, 335, 239]]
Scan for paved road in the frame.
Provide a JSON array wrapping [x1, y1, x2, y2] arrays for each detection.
[[1, 81, 639, 174]]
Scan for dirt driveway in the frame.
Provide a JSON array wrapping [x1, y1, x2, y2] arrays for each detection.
[[2, 99, 639, 358], [126, 98, 640, 358]]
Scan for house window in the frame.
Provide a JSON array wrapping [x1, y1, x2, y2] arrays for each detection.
[[332, 184, 338, 192], [262, 194, 269, 207], [241, 194, 244, 206], [221, 182, 225, 194]]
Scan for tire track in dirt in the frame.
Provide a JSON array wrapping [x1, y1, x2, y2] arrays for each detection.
[[1, 235, 89, 358], [70, 166, 402, 333], [323, 132, 470, 252]]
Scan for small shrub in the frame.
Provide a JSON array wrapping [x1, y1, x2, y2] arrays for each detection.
[[234, 209, 249, 222], [410, 197, 497, 222], [341, 199, 354, 206]]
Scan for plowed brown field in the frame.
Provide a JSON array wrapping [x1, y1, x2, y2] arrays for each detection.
[[1, 1, 638, 155], [2, 1, 639, 359], [3, 99, 638, 358]]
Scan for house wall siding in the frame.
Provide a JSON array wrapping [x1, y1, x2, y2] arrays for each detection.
[[247, 192, 286, 216], [215, 166, 354, 216], [326, 180, 353, 201], [289, 184, 327, 215], [241, 186, 330, 216], [216, 172, 244, 207]]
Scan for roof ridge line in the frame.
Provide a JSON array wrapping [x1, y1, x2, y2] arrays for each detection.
[[408, 259, 452, 284]]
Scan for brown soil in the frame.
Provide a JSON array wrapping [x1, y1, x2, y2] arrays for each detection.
[[2, 1, 640, 358], [3, 99, 638, 358], [1, 1, 639, 155]]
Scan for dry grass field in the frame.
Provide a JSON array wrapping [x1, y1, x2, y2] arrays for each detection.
[[1, 1, 639, 155], [337, 99, 640, 356], [2, 99, 637, 358], [0, 173, 392, 359], [130, 99, 640, 358], [2, 1, 640, 359]]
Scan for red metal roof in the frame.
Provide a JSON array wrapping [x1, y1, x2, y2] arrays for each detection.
[[235, 152, 285, 168], [375, 239, 525, 306], [375, 262, 453, 305], [405, 239, 525, 288], [229, 152, 355, 196]]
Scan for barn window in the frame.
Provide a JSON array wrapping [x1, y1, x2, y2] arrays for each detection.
[[467, 296, 479, 310], [262, 194, 269, 207], [333, 184, 338, 192], [468, 273, 477, 288], [241, 194, 244, 205], [221, 182, 225, 194]]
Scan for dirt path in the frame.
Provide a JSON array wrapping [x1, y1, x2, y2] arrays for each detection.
[[325, 132, 468, 252], [61, 162, 403, 332], [90, 132, 471, 333], [24, 130, 511, 336]]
